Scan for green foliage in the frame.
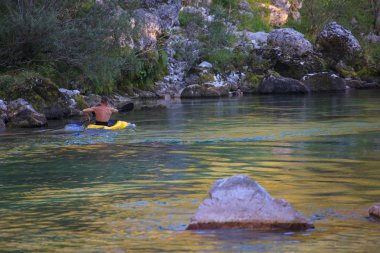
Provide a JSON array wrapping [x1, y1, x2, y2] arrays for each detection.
[[363, 41, 380, 67], [199, 73, 215, 83], [237, 13, 271, 32], [244, 72, 264, 88], [120, 49, 168, 90], [74, 95, 88, 110], [211, 0, 239, 10], [204, 49, 234, 72], [288, 0, 378, 37], [0, 0, 132, 94], [0, 71, 41, 99], [179, 11, 204, 27]]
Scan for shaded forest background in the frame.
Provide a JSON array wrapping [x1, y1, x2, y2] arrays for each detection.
[[0, 0, 379, 95]]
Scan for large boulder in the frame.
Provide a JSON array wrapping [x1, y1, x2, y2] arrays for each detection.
[[0, 75, 73, 119], [7, 99, 47, 128], [180, 84, 229, 98], [301, 72, 347, 92], [369, 203, 380, 219], [258, 75, 308, 94], [267, 28, 324, 79], [316, 22, 365, 70], [268, 28, 313, 57], [187, 175, 314, 230]]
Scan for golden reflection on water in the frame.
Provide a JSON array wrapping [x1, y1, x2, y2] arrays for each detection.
[[1, 93, 380, 252]]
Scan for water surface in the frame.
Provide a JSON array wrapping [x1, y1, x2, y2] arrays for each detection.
[[1, 90, 380, 252]]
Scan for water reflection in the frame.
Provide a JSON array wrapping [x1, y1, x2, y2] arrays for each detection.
[[1, 90, 380, 252]]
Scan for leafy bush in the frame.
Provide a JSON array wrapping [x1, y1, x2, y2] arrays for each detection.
[[120, 49, 168, 90], [0, 0, 133, 94], [179, 10, 204, 27], [204, 49, 235, 72], [237, 13, 271, 32]]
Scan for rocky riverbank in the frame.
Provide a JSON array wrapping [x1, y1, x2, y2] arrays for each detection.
[[1, 0, 379, 129]]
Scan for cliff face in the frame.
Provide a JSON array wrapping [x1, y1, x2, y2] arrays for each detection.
[[127, 0, 377, 99]]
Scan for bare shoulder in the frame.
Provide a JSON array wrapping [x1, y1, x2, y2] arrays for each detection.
[[83, 107, 95, 112]]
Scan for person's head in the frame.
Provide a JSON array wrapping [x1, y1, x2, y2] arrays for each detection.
[[101, 96, 109, 105]]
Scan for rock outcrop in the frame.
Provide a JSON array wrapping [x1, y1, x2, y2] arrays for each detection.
[[345, 79, 380, 89], [316, 22, 365, 70], [0, 76, 75, 120], [369, 203, 380, 219], [187, 175, 314, 230], [258, 75, 308, 94], [266, 0, 303, 27], [180, 84, 229, 98], [6, 99, 47, 128], [301, 72, 347, 92], [267, 28, 324, 79], [268, 28, 313, 57], [0, 100, 6, 129], [235, 31, 269, 49]]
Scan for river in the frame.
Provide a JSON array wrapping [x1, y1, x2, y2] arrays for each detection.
[[1, 90, 380, 252]]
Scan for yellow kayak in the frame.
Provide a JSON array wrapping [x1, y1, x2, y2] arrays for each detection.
[[87, 120, 130, 130]]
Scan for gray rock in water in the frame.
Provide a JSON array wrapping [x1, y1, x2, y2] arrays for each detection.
[[180, 84, 228, 98], [345, 79, 380, 89], [187, 175, 314, 230], [258, 75, 308, 94], [316, 22, 364, 69], [369, 203, 380, 219], [301, 72, 347, 92], [7, 99, 47, 128]]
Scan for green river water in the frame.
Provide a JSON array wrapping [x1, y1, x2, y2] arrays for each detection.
[[1, 90, 380, 252]]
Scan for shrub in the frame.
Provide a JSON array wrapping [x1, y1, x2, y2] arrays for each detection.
[[0, 0, 132, 94], [179, 11, 204, 27], [237, 13, 271, 32], [120, 49, 168, 90], [205, 49, 235, 72]]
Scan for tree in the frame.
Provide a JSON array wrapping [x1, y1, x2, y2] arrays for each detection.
[[369, 0, 380, 34], [0, 0, 133, 93]]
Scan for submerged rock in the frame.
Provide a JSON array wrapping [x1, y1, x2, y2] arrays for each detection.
[[7, 99, 47, 128], [369, 203, 380, 219], [301, 72, 347, 92], [258, 75, 308, 94], [187, 175, 314, 230]]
